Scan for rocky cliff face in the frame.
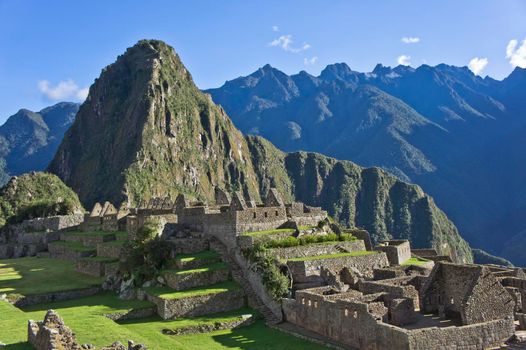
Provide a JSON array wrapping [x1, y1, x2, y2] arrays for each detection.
[[48, 40, 472, 262]]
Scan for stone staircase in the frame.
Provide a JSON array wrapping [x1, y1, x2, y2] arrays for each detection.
[[209, 237, 282, 325], [143, 236, 251, 324]]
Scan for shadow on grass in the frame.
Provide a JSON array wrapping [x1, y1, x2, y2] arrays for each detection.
[[210, 321, 327, 350], [5, 342, 32, 350], [21, 292, 153, 313]]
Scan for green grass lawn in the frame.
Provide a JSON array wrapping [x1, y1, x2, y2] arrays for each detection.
[[401, 257, 431, 267], [144, 281, 240, 300], [118, 307, 256, 331], [241, 228, 296, 237], [167, 262, 229, 276], [288, 250, 377, 262], [0, 293, 327, 350], [0, 257, 103, 296], [175, 250, 220, 263]]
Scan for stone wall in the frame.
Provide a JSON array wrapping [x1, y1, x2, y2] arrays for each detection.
[[97, 243, 123, 259], [287, 252, 389, 284], [359, 277, 420, 309], [10, 286, 101, 307], [376, 240, 411, 265], [268, 240, 366, 261], [147, 288, 245, 320], [164, 269, 230, 291], [0, 216, 80, 259], [406, 318, 515, 350], [421, 263, 515, 325], [21, 214, 83, 232]]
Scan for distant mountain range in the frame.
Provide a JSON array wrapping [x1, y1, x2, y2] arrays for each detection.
[[0, 102, 79, 184], [206, 63, 526, 265]]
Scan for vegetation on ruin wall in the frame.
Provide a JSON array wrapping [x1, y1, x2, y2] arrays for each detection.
[[120, 217, 171, 285], [244, 246, 290, 301], [246, 135, 473, 263], [258, 232, 357, 249], [0, 172, 83, 227]]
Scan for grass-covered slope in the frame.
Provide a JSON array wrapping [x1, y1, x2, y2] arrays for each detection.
[[48, 40, 472, 263], [0, 172, 83, 227], [247, 135, 472, 262]]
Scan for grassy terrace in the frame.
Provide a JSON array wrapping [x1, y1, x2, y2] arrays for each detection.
[[118, 307, 256, 332], [0, 257, 103, 296], [144, 281, 240, 300], [63, 230, 126, 237], [78, 256, 119, 263], [401, 257, 431, 267], [241, 228, 295, 237], [167, 262, 229, 276], [175, 250, 220, 263], [48, 240, 96, 252], [0, 259, 327, 349], [288, 250, 377, 262]]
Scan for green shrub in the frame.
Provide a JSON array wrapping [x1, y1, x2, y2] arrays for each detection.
[[120, 217, 170, 285], [261, 232, 356, 249], [245, 248, 290, 301]]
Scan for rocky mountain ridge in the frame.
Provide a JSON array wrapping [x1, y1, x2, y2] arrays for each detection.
[[0, 102, 79, 185]]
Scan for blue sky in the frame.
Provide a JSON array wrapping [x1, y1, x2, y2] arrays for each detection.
[[0, 0, 525, 122]]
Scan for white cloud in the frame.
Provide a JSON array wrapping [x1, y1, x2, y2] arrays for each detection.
[[272, 25, 279, 32], [38, 79, 89, 101], [304, 56, 318, 65], [268, 34, 311, 53], [468, 57, 488, 75], [397, 55, 411, 66], [401, 36, 420, 44], [506, 38, 526, 68]]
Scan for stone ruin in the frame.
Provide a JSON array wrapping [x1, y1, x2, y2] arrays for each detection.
[[81, 201, 125, 232], [28, 309, 146, 350], [282, 255, 526, 350]]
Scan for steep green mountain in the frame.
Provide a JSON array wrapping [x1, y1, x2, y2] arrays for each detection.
[[0, 172, 83, 227], [49, 40, 262, 206], [48, 40, 472, 262], [207, 63, 526, 265], [0, 102, 79, 185]]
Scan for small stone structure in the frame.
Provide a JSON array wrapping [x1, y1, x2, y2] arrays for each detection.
[[81, 201, 120, 232], [0, 215, 83, 259], [376, 240, 411, 265], [420, 262, 515, 324], [28, 309, 146, 350]]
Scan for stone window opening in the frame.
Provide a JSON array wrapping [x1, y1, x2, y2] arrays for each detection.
[[308, 300, 312, 306], [275, 210, 279, 216], [302, 298, 305, 305], [253, 212, 256, 219], [264, 212, 268, 218], [345, 309, 349, 317], [353, 310, 358, 318], [314, 301, 318, 308]]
